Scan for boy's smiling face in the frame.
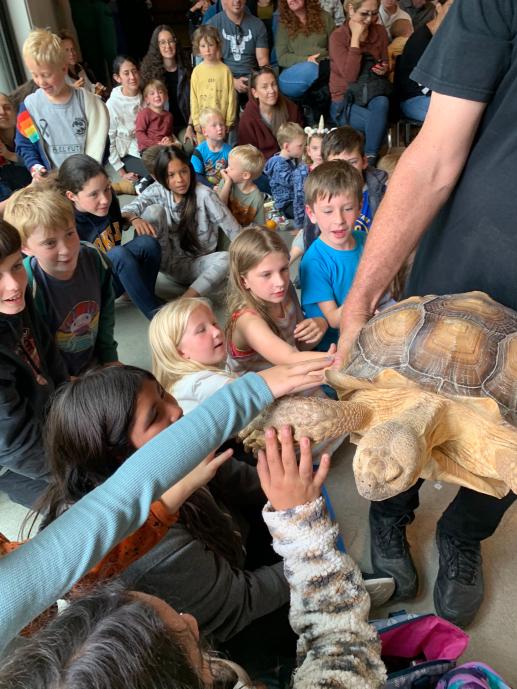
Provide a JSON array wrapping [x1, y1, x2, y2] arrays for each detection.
[[0, 251, 27, 315], [25, 58, 67, 99], [23, 224, 81, 281], [306, 191, 360, 250]]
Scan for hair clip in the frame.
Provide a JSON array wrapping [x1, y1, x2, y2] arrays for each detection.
[[304, 115, 328, 137]]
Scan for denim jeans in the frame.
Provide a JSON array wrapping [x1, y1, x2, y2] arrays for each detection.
[[330, 95, 390, 158], [278, 60, 319, 99], [400, 95, 430, 123], [108, 235, 162, 320]]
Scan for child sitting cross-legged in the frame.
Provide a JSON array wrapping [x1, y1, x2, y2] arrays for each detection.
[[264, 122, 305, 220], [58, 154, 163, 320], [300, 160, 366, 352], [190, 107, 232, 187], [4, 185, 118, 376], [216, 144, 266, 226], [135, 79, 179, 153]]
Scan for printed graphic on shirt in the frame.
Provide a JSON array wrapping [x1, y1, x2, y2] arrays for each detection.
[[55, 301, 99, 354], [206, 157, 228, 186], [354, 189, 372, 233], [221, 28, 253, 62], [17, 327, 48, 386], [38, 117, 86, 156], [229, 197, 258, 226], [94, 221, 122, 253]]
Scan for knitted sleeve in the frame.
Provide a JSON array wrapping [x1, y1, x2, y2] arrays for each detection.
[[264, 497, 387, 689]]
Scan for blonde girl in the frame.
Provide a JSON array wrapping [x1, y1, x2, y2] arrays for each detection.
[[149, 297, 234, 414], [226, 227, 331, 375]]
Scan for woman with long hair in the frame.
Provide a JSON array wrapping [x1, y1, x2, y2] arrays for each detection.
[[140, 24, 196, 150], [121, 145, 240, 297], [276, 0, 335, 118], [238, 66, 303, 161], [329, 0, 390, 163]]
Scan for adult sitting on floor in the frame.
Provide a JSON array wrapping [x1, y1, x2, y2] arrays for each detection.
[[238, 65, 303, 162]]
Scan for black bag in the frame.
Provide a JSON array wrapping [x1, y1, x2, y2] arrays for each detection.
[[346, 53, 392, 108]]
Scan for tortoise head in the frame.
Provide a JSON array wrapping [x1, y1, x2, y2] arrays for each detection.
[[352, 420, 428, 500]]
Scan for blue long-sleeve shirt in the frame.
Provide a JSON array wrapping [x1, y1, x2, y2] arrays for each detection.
[[264, 154, 298, 212], [0, 373, 273, 649]]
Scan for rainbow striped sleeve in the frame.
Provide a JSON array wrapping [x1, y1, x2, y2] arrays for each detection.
[[17, 110, 40, 143]]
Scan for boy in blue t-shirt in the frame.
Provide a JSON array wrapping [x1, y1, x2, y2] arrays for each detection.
[[300, 160, 365, 351], [190, 107, 231, 187]]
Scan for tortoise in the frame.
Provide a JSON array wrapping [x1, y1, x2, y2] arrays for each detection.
[[240, 292, 517, 501]]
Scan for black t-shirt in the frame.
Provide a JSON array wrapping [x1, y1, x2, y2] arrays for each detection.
[[405, 0, 517, 311], [394, 25, 432, 102], [165, 69, 186, 132]]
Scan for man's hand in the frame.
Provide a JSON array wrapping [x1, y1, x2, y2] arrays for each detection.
[[307, 53, 320, 64], [335, 306, 369, 367], [234, 76, 249, 93]]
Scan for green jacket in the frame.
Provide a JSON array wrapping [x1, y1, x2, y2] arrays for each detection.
[[276, 10, 335, 68]]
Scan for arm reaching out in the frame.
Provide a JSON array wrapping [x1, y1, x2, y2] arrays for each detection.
[[259, 428, 386, 688], [337, 92, 486, 362]]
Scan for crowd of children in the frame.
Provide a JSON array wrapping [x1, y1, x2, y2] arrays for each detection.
[[0, 5, 513, 689]]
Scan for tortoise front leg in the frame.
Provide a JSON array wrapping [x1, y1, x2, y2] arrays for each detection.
[[352, 395, 447, 501]]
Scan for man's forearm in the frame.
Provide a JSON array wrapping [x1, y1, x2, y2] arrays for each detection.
[[341, 94, 486, 333]]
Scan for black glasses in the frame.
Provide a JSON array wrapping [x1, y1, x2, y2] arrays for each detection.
[[357, 9, 379, 17], [234, 23, 244, 44]]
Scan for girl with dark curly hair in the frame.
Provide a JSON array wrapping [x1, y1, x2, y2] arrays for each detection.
[[276, 0, 335, 106], [140, 25, 196, 151]]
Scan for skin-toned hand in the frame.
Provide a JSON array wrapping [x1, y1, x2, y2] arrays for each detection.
[[258, 356, 334, 397], [293, 317, 328, 345], [160, 136, 174, 146], [219, 168, 233, 183], [131, 217, 157, 237], [121, 170, 140, 182], [371, 61, 388, 76], [160, 448, 233, 513], [335, 307, 369, 367], [94, 82, 106, 96], [349, 16, 366, 44], [32, 168, 48, 182], [307, 53, 320, 64], [257, 426, 330, 511], [234, 76, 249, 93], [184, 124, 197, 145], [73, 77, 85, 89]]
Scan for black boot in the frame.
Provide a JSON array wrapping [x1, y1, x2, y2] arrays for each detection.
[[434, 530, 484, 628], [369, 508, 418, 600]]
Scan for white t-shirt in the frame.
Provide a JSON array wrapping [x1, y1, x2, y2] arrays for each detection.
[[173, 369, 233, 414], [379, 5, 413, 39]]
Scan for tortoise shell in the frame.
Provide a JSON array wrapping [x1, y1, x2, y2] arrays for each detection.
[[343, 291, 517, 425]]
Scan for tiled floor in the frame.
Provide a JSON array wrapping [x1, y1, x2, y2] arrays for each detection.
[[1, 223, 515, 685]]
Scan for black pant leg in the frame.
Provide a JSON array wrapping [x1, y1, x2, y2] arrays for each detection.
[[438, 487, 517, 543], [370, 478, 425, 521]]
